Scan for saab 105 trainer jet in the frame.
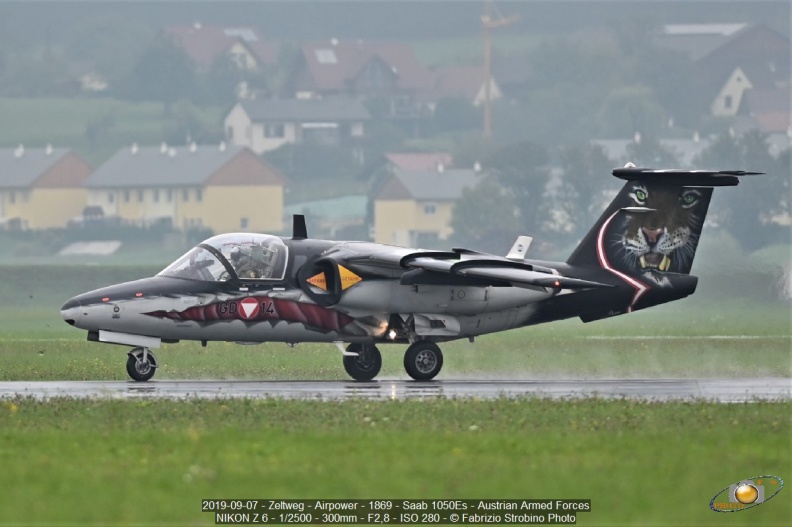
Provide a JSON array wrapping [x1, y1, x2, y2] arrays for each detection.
[[61, 166, 762, 381]]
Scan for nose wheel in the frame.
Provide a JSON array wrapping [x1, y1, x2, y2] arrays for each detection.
[[404, 341, 443, 381], [126, 347, 158, 382]]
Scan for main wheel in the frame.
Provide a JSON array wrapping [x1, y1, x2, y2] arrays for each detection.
[[126, 347, 158, 382], [404, 342, 443, 381], [342, 343, 382, 381]]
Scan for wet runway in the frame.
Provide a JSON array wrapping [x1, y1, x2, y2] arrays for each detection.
[[0, 378, 788, 402]]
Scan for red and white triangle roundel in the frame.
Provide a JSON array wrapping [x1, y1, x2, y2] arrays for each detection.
[[238, 297, 261, 320]]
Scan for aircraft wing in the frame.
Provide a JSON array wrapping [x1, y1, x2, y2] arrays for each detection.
[[345, 247, 612, 290]]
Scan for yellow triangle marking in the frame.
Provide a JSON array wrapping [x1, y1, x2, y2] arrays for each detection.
[[338, 265, 362, 290], [307, 272, 327, 291]]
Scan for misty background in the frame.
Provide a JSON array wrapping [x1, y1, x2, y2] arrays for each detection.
[[0, 0, 789, 304]]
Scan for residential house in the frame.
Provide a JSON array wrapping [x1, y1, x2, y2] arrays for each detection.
[[384, 152, 453, 172], [655, 24, 790, 119], [84, 144, 286, 233], [165, 24, 279, 71], [0, 146, 92, 229], [224, 98, 370, 154], [286, 40, 434, 119], [429, 65, 502, 107], [373, 167, 478, 247], [737, 87, 791, 135]]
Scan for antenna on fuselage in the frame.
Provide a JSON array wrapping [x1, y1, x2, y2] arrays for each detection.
[[292, 214, 308, 240]]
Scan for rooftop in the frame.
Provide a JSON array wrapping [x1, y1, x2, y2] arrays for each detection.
[[385, 153, 453, 172], [377, 168, 479, 201], [0, 147, 72, 189], [85, 144, 281, 188]]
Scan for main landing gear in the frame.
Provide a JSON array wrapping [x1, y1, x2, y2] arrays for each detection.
[[339, 341, 444, 382], [403, 341, 443, 381], [126, 347, 158, 382]]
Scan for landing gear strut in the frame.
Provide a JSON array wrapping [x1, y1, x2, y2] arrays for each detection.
[[342, 343, 382, 381], [126, 347, 158, 382], [404, 341, 443, 381]]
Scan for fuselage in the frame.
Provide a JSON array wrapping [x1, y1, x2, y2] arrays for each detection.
[[61, 235, 587, 346], [61, 232, 697, 348]]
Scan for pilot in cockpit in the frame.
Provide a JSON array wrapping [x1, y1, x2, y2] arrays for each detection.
[[229, 244, 277, 279]]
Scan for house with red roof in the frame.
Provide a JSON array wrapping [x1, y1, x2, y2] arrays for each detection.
[[429, 65, 501, 107], [165, 24, 279, 71], [655, 23, 790, 123], [286, 39, 434, 119]]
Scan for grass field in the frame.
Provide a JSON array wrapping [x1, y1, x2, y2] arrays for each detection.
[[0, 398, 789, 526]]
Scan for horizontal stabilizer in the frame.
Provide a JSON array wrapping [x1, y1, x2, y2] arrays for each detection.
[[612, 167, 764, 187]]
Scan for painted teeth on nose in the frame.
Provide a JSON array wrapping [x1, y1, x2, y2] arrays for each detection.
[[659, 255, 671, 271], [639, 256, 647, 268]]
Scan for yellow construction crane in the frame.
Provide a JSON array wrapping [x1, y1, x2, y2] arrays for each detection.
[[482, 0, 518, 138]]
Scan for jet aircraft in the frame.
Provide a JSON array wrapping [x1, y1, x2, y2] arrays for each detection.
[[61, 166, 762, 382]]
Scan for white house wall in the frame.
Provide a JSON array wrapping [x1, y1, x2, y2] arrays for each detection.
[[711, 67, 753, 117], [224, 104, 253, 148], [87, 190, 118, 216]]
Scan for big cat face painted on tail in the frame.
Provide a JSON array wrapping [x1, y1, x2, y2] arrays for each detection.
[[611, 184, 709, 277]]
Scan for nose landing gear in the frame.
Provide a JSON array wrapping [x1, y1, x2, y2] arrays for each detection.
[[126, 347, 158, 382]]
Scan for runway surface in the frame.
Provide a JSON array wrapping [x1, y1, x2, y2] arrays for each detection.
[[0, 378, 789, 402]]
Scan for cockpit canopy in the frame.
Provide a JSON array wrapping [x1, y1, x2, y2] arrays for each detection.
[[158, 234, 288, 282]]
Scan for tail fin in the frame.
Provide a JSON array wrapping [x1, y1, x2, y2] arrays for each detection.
[[567, 167, 761, 277]]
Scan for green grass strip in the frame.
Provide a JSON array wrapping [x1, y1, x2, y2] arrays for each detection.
[[0, 398, 789, 526]]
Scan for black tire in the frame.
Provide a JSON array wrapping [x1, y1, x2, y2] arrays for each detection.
[[342, 343, 382, 381], [404, 342, 443, 381], [126, 348, 158, 382]]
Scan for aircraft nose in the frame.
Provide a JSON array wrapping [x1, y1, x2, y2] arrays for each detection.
[[60, 297, 81, 326]]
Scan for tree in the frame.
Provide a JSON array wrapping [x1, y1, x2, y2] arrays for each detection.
[[264, 143, 359, 185], [555, 143, 617, 240], [432, 97, 480, 134], [597, 85, 668, 138], [66, 15, 153, 86], [624, 134, 678, 166], [483, 140, 551, 235], [118, 35, 197, 110], [450, 176, 521, 254], [200, 55, 245, 106], [695, 130, 788, 250]]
